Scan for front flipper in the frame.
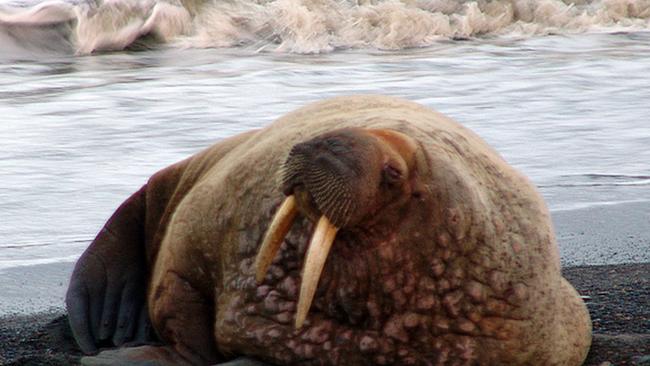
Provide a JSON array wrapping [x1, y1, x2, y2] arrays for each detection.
[[67, 130, 259, 357], [66, 185, 153, 353]]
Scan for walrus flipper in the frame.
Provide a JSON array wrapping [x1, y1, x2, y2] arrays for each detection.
[[66, 185, 151, 354]]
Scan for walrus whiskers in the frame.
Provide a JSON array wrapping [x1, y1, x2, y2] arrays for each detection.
[[254, 195, 298, 284], [295, 215, 338, 329]]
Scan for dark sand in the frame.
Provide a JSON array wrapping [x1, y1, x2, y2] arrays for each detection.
[[0, 263, 647, 365]]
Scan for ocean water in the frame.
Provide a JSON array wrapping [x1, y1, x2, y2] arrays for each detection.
[[1, 0, 649, 271]]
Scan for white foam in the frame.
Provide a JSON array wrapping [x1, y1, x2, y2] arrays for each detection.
[[1, 0, 650, 54], [73, 0, 192, 54], [185, 0, 650, 52]]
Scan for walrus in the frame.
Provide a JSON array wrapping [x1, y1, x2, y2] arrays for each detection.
[[66, 95, 592, 365]]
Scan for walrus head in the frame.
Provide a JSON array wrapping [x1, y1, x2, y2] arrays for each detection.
[[254, 128, 421, 329]]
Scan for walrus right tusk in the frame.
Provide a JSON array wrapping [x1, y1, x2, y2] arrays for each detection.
[[254, 195, 298, 284], [295, 215, 338, 329]]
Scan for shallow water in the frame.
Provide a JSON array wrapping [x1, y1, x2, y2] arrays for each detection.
[[1, 1, 650, 270]]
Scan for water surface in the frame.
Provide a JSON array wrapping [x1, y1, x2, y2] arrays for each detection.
[[1, 6, 649, 270]]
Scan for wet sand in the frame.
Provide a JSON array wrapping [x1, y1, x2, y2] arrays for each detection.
[[1, 202, 648, 365], [552, 202, 650, 267]]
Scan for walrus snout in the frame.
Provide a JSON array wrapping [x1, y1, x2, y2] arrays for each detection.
[[281, 129, 369, 228], [255, 127, 419, 329]]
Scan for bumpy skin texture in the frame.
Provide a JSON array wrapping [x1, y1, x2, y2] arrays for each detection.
[[67, 95, 591, 365]]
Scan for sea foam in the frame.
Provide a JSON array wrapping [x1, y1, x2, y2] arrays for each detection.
[[1, 0, 649, 54]]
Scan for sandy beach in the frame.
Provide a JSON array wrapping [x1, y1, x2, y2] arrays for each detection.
[[1, 201, 648, 365]]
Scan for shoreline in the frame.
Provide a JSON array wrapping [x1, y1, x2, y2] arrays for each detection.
[[0, 261, 72, 317], [551, 201, 650, 267], [1, 262, 648, 365]]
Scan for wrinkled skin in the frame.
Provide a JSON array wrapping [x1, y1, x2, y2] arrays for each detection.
[[67, 95, 591, 365]]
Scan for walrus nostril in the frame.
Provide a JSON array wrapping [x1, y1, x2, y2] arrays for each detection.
[[310, 133, 357, 157]]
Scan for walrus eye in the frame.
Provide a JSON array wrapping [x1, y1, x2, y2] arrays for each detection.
[[382, 163, 402, 185]]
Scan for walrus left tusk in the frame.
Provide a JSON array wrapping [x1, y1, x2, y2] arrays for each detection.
[[295, 215, 338, 329], [254, 195, 298, 284]]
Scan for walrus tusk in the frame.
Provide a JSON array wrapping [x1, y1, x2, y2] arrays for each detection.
[[254, 195, 298, 284], [295, 215, 338, 329]]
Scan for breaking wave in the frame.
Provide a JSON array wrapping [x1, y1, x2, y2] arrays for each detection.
[[2, 0, 650, 54]]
